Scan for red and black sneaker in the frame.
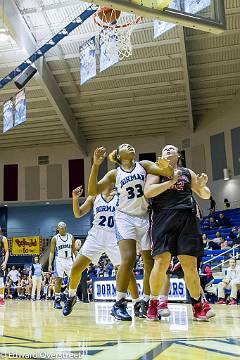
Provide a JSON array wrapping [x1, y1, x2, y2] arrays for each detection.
[[202, 300, 215, 319], [157, 300, 170, 318], [192, 302, 208, 321], [147, 299, 159, 321]]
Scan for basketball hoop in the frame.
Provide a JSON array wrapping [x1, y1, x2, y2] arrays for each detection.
[[94, 7, 142, 60]]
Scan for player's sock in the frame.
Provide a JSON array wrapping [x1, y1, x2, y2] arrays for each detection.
[[116, 291, 126, 301], [69, 289, 77, 298], [143, 294, 150, 302], [150, 295, 159, 300], [190, 296, 202, 305], [55, 293, 61, 300], [159, 295, 168, 302], [132, 298, 140, 305]]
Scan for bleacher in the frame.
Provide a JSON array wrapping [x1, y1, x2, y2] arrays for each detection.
[[202, 208, 240, 268]]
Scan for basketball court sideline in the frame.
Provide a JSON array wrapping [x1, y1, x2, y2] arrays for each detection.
[[0, 301, 239, 359]]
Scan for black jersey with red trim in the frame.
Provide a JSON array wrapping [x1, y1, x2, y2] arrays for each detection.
[[151, 167, 194, 211]]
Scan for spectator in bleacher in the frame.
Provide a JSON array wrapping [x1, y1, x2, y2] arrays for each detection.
[[218, 213, 231, 229], [217, 258, 240, 305], [87, 277, 93, 302], [199, 262, 214, 295], [202, 217, 218, 230], [236, 227, 240, 245], [5, 279, 14, 299], [23, 267, 30, 276], [210, 217, 218, 229], [42, 273, 51, 300], [224, 198, 231, 209], [19, 274, 31, 299], [208, 231, 222, 250], [210, 196, 216, 212], [220, 237, 231, 250], [47, 275, 55, 299], [202, 234, 209, 249], [229, 227, 237, 240], [29, 256, 43, 300], [7, 266, 21, 286]]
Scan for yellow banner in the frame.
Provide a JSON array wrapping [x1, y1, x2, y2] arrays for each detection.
[[12, 236, 40, 255]]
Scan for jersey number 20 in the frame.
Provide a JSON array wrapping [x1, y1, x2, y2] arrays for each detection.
[[99, 216, 114, 228], [126, 184, 144, 199]]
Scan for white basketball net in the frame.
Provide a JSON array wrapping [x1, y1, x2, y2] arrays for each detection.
[[94, 10, 141, 60], [100, 25, 133, 60]]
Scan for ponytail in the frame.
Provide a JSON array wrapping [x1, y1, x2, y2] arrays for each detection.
[[108, 148, 121, 165]]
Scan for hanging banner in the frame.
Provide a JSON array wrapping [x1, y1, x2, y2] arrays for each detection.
[[14, 89, 26, 127], [99, 30, 119, 72], [80, 36, 97, 85], [0, 5, 98, 89], [3, 99, 14, 133], [154, 0, 178, 38], [12, 236, 40, 255], [154, 21, 176, 38]]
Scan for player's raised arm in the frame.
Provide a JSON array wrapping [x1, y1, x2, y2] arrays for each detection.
[[190, 170, 211, 200], [48, 236, 56, 273], [72, 186, 95, 218], [88, 147, 116, 196], [144, 170, 181, 198], [140, 158, 173, 178]]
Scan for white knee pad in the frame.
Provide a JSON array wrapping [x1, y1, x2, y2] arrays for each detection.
[[0, 278, 4, 288]]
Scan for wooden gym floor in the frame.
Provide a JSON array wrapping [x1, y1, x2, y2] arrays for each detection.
[[0, 301, 239, 359]]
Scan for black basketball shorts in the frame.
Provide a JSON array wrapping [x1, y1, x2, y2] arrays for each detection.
[[151, 209, 204, 258]]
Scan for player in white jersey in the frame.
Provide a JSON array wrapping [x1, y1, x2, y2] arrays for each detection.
[[48, 222, 77, 309], [88, 144, 173, 321], [63, 184, 141, 316]]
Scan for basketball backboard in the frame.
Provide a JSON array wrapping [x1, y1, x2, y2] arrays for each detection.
[[88, 0, 226, 34]]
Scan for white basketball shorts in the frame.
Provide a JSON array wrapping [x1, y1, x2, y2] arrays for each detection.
[[79, 226, 121, 266], [115, 211, 151, 251], [54, 257, 73, 278]]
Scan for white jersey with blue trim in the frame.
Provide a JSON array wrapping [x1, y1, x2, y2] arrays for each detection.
[[92, 194, 117, 232], [115, 161, 149, 217], [55, 233, 73, 259]]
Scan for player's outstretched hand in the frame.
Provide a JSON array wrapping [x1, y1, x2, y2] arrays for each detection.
[[196, 173, 208, 188], [72, 186, 83, 199], [93, 147, 107, 166], [156, 157, 171, 170]]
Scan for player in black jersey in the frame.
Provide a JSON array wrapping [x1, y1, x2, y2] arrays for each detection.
[[144, 145, 211, 321]]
